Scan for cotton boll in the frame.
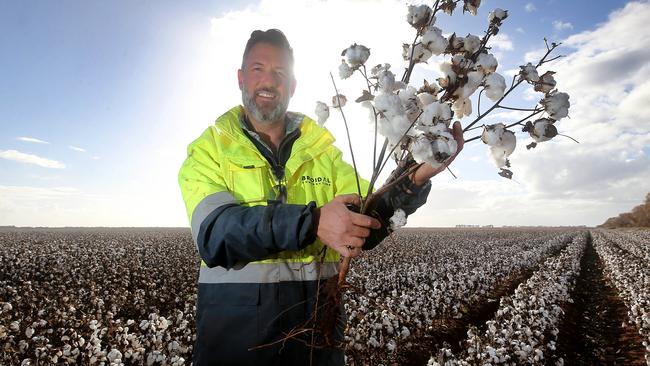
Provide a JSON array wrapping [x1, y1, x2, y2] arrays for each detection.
[[500, 130, 516, 156], [315, 102, 329, 126], [451, 54, 474, 69], [541, 91, 570, 120], [404, 43, 433, 63], [463, 34, 481, 54], [407, 4, 432, 28], [488, 8, 508, 25], [107, 349, 122, 362], [484, 73, 506, 101], [422, 27, 449, 56], [378, 69, 397, 93], [420, 101, 452, 128], [481, 123, 505, 146], [519, 62, 539, 82], [438, 62, 457, 88], [476, 53, 498, 74], [390, 209, 407, 230], [463, 0, 481, 15], [456, 71, 484, 99], [528, 118, 557, 142], [448, 34, 464, 53], [342, 44, 370, 66], [410, 134, 457, 168], [371, 63, 390, 76], [452, 98, 472, 119], [332, 94, 347, 108], [378, 115, 412, 145], [374, 92, 404, 119], [418, 92, 437, 106], [534, 71, 556, 94], [338, 60, 354, 79], [439, 132, 458, 157], [488, 130, 516, 167], [410, 135, 435, 166], [399, 86, 421, 121], [401, 326, 411, 338]]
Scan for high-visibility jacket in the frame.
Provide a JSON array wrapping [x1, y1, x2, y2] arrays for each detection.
[[178, 105, 431, 365]]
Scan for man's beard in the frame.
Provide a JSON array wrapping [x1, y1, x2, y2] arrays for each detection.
[[241, 87, 290, 125]]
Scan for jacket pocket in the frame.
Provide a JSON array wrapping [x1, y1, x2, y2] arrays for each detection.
[[195, 284, 261, 365], [226, 161, 267, 204]]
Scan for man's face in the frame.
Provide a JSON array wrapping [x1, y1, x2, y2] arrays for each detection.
[[238, 42, 296, 125]]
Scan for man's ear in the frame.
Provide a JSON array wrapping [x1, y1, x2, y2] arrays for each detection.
[[290, 77, 297, 97], [237, 69, 244, 90]]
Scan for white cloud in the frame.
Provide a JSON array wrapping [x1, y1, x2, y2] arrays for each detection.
[[516, 27, 525, 34], [504, 1, 650, 225], [17, 136, 49, 144], [489, 33, 514, 51], [199, 0, 650, 227], [553, 20, 573, 31], [523, 48, 546, 63], [0, 185, 186, 227], [68, 145, 86, 152], [0, 150, 65, 169], [525, 3, 537, 13]]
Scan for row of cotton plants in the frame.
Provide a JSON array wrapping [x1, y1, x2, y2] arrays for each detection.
[[343, 229, 575, 364], [600, 229, 650, 264], [427, 231, 587, 366], [592, 230, 650, 365], [0, 229, 196, 366]]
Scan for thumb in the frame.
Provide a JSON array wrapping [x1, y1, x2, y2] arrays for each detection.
[[452, 121, 464, 151], [334, 194, 361, 206]]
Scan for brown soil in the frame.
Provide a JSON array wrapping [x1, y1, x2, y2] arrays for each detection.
[[556, 233, 647, 365]]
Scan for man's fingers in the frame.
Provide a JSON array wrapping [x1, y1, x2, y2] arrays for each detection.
[[452, 121, 465, 151], [341, 245, 362, 258], [349, 225, 370, 239], [334, 194, 361, 206], [349, 212, 381, 229]]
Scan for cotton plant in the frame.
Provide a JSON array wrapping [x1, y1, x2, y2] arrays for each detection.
[[316, 0, 573, 191], [311, 2, 576, 331]]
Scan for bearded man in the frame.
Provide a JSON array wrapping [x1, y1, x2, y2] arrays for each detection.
[[178, 29, 463, 365]]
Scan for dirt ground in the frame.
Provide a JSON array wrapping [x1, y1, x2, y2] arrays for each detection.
[[556, 234, 647, 365]]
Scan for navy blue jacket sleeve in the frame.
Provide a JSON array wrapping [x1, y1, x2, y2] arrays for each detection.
[[196, 201, 318, 269]]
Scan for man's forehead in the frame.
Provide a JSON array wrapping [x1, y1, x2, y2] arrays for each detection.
[[243, 42, 293, 67]]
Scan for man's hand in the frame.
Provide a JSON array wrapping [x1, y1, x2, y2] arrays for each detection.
[[412, 121, 465, 185], [315, 194, 381, 258]]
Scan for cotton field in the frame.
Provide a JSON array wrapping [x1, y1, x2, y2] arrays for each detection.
[[1, 227, 648, 365]]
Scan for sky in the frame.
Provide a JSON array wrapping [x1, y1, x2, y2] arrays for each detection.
[[1, 0, 647, 228]]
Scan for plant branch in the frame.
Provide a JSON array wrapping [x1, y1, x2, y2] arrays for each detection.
[[329, 72, 363, 200], [463, 41, 561, 132], [497, 105, 538, 112]]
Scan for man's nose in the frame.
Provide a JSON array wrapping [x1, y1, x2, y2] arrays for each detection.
[[258, 70, 281, 88]]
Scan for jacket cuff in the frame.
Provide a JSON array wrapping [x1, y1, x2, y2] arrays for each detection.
[[298, 201, 319, 250]]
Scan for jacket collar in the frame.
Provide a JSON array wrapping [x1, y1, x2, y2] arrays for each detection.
[[214, 106, 335, 167]]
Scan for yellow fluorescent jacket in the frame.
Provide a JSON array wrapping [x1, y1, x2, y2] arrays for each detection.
[[178, 106, 369, 283]]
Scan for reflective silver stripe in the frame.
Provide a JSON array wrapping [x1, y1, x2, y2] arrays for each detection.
[[191, 191, 237, 246], [199, 261, 339, 284]]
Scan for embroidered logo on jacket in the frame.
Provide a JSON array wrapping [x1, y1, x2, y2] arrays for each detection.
[[300, 175, 331, 186]]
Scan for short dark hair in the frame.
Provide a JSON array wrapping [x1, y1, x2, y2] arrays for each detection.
[[241, 29, 294, 69]]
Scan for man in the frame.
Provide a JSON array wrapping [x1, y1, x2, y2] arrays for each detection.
[[178, 29, 463, 365]]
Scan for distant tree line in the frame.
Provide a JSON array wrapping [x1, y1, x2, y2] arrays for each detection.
[[600, 193, 650, 228]]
